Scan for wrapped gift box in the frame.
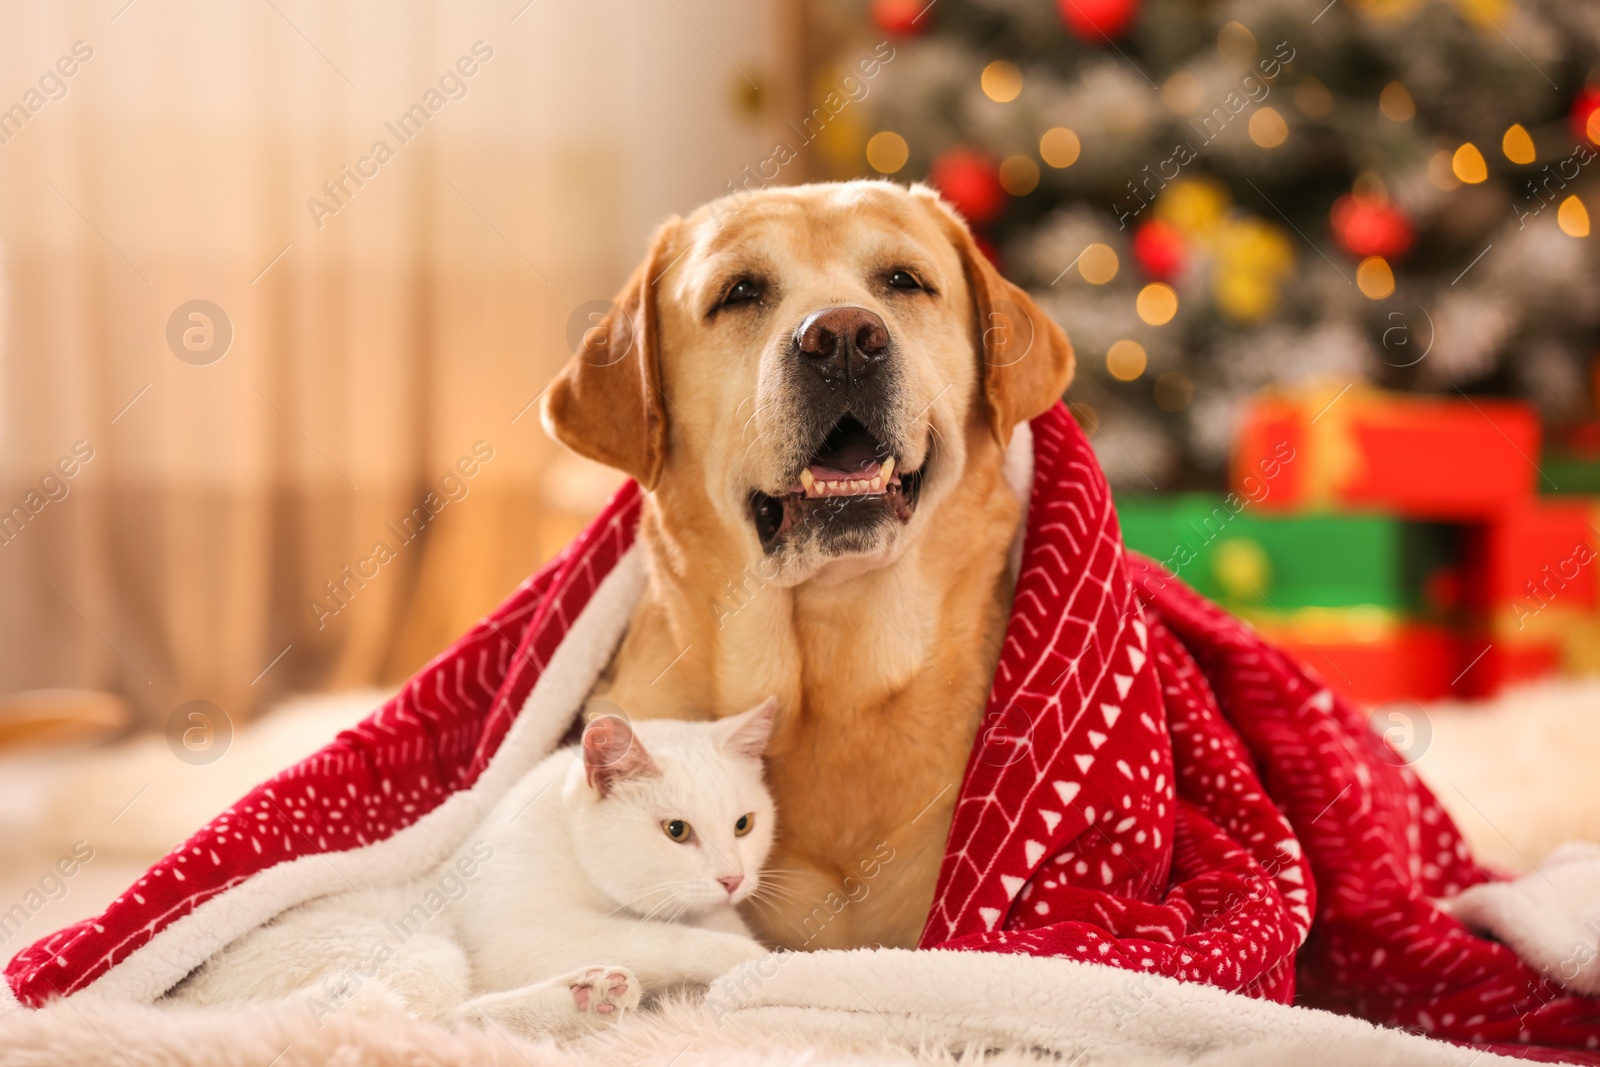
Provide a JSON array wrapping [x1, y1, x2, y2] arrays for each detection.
[[1232, 388, 1540, 519], [1118, 494, 1458, 616], [1460, 500, 1598, 618], [1248, 615, 1463, 706]]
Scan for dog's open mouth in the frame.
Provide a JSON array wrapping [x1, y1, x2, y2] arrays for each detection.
[[750, 414, 924, 551]]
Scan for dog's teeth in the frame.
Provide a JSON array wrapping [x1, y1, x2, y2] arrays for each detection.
[[850, 480, 862, 492], [829, 481, 842, 491], [799, 469, 815, 491], [880, 457, 896, 481], [871, 477, 882, 490]]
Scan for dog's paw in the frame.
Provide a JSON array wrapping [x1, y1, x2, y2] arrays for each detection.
[[566, 965, 641, 1022]]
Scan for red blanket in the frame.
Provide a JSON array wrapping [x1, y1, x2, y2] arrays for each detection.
[[8, 402, 1598, 1058]]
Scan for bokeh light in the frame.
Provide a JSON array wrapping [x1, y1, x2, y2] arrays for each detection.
[[865, 131, 909, 174], [1137, 283, 1179, 325], [1078, 243, 1120, 284], [1106, 340, 1148, 381], [981, 60, 1022, 103]]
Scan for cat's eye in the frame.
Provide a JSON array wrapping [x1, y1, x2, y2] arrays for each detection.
[[734, 813, 754, 837], [662, 818, 692, 843]]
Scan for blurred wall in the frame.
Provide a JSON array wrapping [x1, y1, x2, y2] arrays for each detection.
[[0, 0, 792, 724]]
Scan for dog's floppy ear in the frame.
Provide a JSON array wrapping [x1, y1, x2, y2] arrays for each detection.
[[542, 218, 683, 489], [915, 187, 1075, 447]]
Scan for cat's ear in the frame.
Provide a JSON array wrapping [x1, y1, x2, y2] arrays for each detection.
[[582, 716, 658, 797], [720, 697, 778, 761]]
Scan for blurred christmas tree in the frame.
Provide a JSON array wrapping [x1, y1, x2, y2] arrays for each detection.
[[814, 0, 1600, 488]]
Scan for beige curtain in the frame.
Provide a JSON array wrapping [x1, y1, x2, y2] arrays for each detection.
[[0, 0, 792, 726]]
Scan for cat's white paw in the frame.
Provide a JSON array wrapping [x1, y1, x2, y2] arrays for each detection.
[[565, 965, 641, 1023], [708, 936, 770, 978]]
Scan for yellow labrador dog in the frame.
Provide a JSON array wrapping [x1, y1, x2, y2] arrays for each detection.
[[542, 181, 1073, 951]]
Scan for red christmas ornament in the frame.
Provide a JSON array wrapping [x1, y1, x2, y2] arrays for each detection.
[[1330, 194, 1414, 260], [871, 0, 929, 36], [1057, 0, 1141, 41], [1571, 87, 1600, 144], [928, 148, 1005, 225], [1132, 219, 1186, 281]]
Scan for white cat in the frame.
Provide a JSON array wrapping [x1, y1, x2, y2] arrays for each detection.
[[167, 699, 779, 1037]]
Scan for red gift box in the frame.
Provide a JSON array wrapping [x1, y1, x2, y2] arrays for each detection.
[[1450, 640, 1565, 700], [1462, 501, 1599, 617], [1248, 612, 1462, 706], [1234, 389, 1541, 519]]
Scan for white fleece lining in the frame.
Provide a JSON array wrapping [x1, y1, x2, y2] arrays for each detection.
[[708, 948, 1528, 1066], [1443, 841, 1600, 998], [1001, 420, 1034, 585], [57, 546, 647, 1007]]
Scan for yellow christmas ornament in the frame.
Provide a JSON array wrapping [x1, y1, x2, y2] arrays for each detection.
[[1213, 271, 1276, 321], [1217, 218, 1293, 276], [1212, 217, 1294, 322], [1155, 178, 1232, 238], [1212, 538, 1271, 601]]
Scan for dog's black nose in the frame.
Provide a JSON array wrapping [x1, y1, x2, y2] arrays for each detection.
[[793, 307, 889, 387]]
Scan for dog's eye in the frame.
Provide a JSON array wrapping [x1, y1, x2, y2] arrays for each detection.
[[662, 818, 693, 843], [888, 269, 924, 291], [719, 279, 763, 309]]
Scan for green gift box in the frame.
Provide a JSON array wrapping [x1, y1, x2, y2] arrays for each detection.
[[1539, 450, 1600, 496], [1115, 494, 1457, 615]]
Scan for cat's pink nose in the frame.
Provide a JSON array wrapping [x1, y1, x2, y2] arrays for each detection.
[[719, 875, 744, 895]]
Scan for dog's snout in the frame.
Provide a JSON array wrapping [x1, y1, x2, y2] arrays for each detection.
[[793, 307, 889, 387]]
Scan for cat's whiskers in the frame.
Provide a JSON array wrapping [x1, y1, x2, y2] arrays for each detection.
[[745, 882, 809, 910], [629, 887, 705, 930], [603, 879, 697, 919], [748, 869, 811, 896]]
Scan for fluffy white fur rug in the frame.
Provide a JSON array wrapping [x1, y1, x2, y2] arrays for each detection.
[[1409, 678, 1600, 873], [0, 991, 1514, 1067]]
